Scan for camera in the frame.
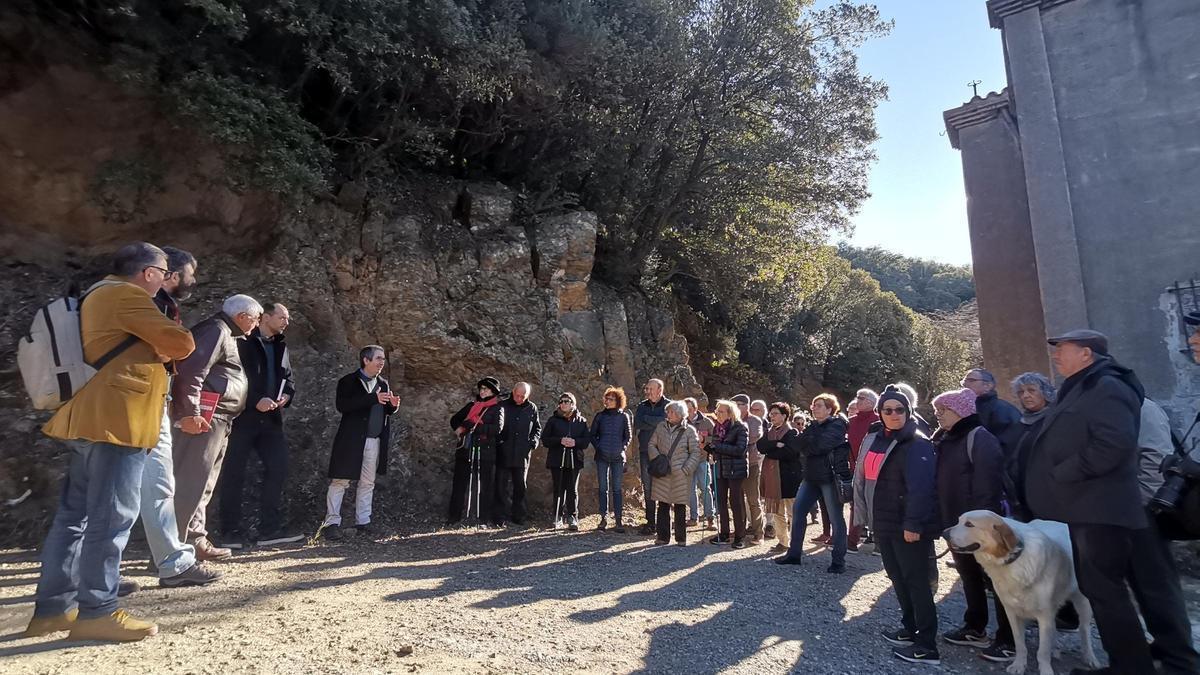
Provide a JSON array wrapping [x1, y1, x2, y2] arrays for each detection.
[[1150, 447, 1200, 514]]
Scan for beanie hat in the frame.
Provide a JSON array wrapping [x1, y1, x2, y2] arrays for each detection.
[[477, 377, 501, 397], [931, 388, 977, 419], [876, 385, 911, 415], [731, 393, 751, 405]]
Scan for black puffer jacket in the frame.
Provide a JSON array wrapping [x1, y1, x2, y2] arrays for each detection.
[[708, 420, 749, 479], [799, 415, 851, 484], [860, 419, 940, 538], [931, 414, 1005, 529], [543, 410, 590, 470]]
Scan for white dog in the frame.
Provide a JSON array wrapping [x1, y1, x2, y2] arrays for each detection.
[[944, 511, 1101, 675]]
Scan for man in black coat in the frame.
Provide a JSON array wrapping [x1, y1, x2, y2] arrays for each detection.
[[961, 368, 1022, 454], [219, 303, 301, 548], [322, 345, 400, 540], [1025, 330, 1153, 674], [493, 382, 541, 527]]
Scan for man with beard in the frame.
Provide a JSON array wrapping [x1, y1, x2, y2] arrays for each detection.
[[218, 303, 302, 548], [127, 246, 222, 593]]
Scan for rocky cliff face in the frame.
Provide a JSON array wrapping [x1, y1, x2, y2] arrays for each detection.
[[0, 19, 707, 543]]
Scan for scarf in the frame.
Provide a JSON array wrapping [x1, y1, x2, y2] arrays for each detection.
[[1020, 406, 1048, 426], [766, 422, 792, 442], [466, 395, 499, 426], [713, 419, 730, 442]]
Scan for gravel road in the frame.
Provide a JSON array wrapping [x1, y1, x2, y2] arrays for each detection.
[[0, 517, 1165, 674]]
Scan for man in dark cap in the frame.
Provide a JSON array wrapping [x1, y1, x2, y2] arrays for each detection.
[[1025, 329, 1154, 674], [447, 377, 506, 526]]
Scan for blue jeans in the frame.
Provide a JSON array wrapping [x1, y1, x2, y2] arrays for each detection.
[[689, 462, 713, 521], [142, 405, 196, 578], [34, 439, 147, 619], [787, 480, 847, 566], [596, 459, 625, 521]]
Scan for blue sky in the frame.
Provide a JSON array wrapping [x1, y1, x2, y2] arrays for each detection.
[[832, 0, 1007, 265]]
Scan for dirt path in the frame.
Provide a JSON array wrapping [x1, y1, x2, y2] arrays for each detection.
[[0, 517, 1153, 673]]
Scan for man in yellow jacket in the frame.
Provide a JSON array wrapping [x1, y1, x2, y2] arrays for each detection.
[[24, 242, 195, 643]]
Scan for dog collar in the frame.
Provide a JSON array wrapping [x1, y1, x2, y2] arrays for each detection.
[[1000, 541, 1025, 565]]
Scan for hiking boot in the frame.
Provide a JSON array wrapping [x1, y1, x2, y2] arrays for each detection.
[[1056, 615, 1080, 633], [943, 626, 990, 648], [705, 517, 715, 531], [256, 529, 305, 547], [882, 628, 915, 646], [598, 517, 608, 531], [675, 539, 687, 547], [67, 609, 158, 642], [810, 533, 831, 545], [686, 518, 699, 527], [194, 537, 232, 561], [638, 523, 655, 535], [654, 538, 670, 545], [774, 554, 802, 565], [23, 608, 78, 637], [322, 524, 344, 541], [117, 579, 140, 597], [356, 523, 375, 539], [770, 543, 788, 553], [708, 535, 729, 545], [979, 641, 1016, 662], [893, 643, 940, 665], [826, 563, 845, 574], [731, 538, 746, 549], [567, 518, 580, 532], [764, 524, 776, 539], [160, 563, 222, 588], [613, 525, 627, 534]]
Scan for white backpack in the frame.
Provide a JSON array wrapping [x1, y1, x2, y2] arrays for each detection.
[[17, 281, 138, 410]]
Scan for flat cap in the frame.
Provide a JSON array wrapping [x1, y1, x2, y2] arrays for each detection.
[[731, 394, 751, 404], [1047, 329, 1109, 355]]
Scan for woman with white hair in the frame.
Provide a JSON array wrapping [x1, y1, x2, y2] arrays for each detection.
[[894, 383, 932, 436], [647, 401, 703, 545], [1007, 372, 1057, 522], [707, 400, 750, 548]]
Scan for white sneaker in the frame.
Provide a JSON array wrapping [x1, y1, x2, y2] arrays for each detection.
[[553, 519, 564, 530]]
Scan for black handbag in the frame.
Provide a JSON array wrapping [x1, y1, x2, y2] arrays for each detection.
[[649, 427, 686, 478], [828, 441, 853, 504]]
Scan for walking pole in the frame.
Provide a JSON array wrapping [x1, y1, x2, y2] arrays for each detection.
[[471, 446, 481, 520]]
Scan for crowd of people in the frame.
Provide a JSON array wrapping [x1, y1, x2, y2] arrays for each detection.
[[16, 241, 1200, 675]]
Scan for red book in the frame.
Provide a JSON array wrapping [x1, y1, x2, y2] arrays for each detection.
[[198, 390, 220, 423]]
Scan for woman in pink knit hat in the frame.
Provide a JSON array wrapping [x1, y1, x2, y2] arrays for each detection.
[[930, 387, 1013, 662]]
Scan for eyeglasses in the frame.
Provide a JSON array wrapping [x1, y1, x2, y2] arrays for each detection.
[[145, 265, 169, 276], [880, 407, 906, 415], [962, 378, 987, 384]]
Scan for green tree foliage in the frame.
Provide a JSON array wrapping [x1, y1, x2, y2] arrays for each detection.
[[725, 249, 977, 407], [837, 243, 975, 313], [28, 0, 888, 291]]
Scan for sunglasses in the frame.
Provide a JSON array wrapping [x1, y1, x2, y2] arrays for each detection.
[[880, 407, 907, 415], [559, 399, 573, 405]]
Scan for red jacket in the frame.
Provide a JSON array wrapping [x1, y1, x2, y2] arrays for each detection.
[[847, 411, 879, 470]]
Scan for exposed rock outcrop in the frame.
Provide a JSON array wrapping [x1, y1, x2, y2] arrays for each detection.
[[0, 20, 707, 541]]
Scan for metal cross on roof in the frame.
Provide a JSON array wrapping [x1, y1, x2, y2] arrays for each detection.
[[968, 79, 982, 98]]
